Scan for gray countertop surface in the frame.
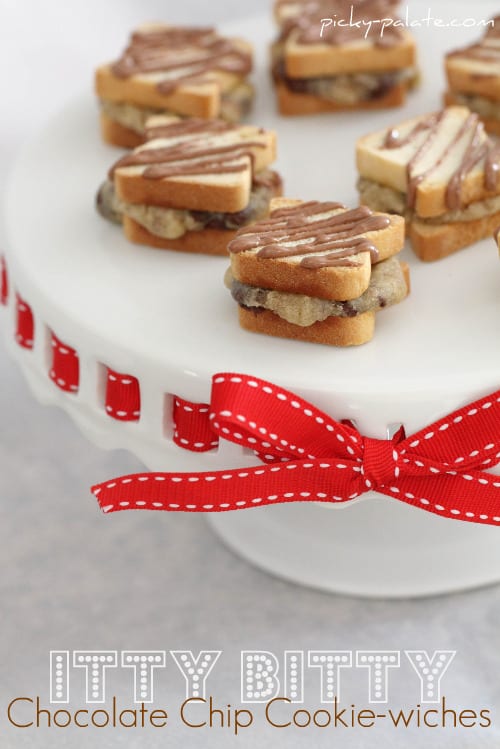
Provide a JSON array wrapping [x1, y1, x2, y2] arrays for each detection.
[[1, 1, 500, 746]]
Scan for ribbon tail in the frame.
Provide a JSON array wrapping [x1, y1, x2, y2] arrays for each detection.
[[378, 470, 500, 526], [91, 460, 362, 515]]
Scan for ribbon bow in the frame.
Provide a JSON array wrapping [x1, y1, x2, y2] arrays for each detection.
[[92, 374, 500, 526]]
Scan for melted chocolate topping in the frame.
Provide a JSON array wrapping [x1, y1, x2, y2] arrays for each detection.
[[111, 26, 252, 95], [485, 16, 500, 38], [110, 119, 267, 181], [229, 201, 391, 267], [382, 110, 500, 209]]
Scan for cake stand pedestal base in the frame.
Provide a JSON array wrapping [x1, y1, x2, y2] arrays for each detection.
[[209, 500, 500, 598]]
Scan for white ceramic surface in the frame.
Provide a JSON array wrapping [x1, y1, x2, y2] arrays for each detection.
[[2, 12, 500, 597]]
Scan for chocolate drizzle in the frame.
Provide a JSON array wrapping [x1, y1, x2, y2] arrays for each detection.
[[277, 0, 404, 47], [381, 109, 500, 210], [383, 113, 440, 149], [447, 16, 500, 65], [448, 42, 500, 65], [111, 26, 252, 95], [486, 16, 500, 39], [229, 201, 391, 267], [109, 119, 266, 181]]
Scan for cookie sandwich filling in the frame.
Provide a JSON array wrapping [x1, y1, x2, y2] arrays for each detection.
[[97, 171, 282, 239], [99, 80, 254, 134], [272, 53, 417, 105], [226, 256, 408, 326]]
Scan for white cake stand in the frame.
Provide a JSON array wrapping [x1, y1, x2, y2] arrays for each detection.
[[3, 13, 500, 597]]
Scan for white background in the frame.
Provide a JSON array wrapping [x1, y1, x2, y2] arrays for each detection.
[[1, 1, 500, 747]]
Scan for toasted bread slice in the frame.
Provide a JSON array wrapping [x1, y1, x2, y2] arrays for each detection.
[[123, 216, 233, 255], [95, 24, 253, 119], [229, 197, 404, 301], [445, 37, 500, 100], [409, 208, 500, 262], [284, 30, 416, 78], [480, 117, 500, 136], [276, 80, 407, 115], [356, 106, 500, 218], [239, 307, 376, 346], [112, 119, 276, 213], [100, 112, 145, 149], [96, 64, 223, 118]]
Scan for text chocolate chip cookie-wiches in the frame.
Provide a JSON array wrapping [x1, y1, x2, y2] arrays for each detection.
[[95, 24, 254, 147], [96, 116, 282, 255], [271, 0, 418, 115], [226, 198, 409, 346], [356, 106, 500, 261], [445, 18, 500, 135]]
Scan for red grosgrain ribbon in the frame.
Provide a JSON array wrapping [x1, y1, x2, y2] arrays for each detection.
[[105, 369, 141, 422], [15, 294, 34, 349], [0, 256, 9, 306], [49, 333, 80, 394], [173, 397, 219, 452], [92, 374, 500, 526]]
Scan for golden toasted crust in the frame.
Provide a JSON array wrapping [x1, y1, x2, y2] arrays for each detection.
[[96, 62, 248, 119], [123, 216, 232, 255], [100, 112, 145, 148], [409, 209, 500, 261], [116, 170, 252, 213], [230, 197, 405, 301], [238, 307, 376, 346], [276, 80, 408, 115], [481, 117, 500, 136], [444, 91, 500, 135], [232, 245, 372, 301], [445, 57, 500, 100], [418, 172, 498, 219], [284, 31, 416, 78]]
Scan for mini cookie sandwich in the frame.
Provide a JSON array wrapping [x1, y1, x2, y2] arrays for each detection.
[[271, 0, 418, 115], [95, 24, 254, 147], [357, 106, 500, 261], [445, 18, 500, 135], [226, 198, 408, 346], [96, 116, 281, 255]]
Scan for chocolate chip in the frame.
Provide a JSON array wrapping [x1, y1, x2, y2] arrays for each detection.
[[341, 302, 358, 318], [239, 304, 265, 315], [368, 73, 397, 100]]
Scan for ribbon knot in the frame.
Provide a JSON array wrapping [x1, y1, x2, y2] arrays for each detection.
[[91, 373, 500, 527], [362, 436, 400, 491]]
